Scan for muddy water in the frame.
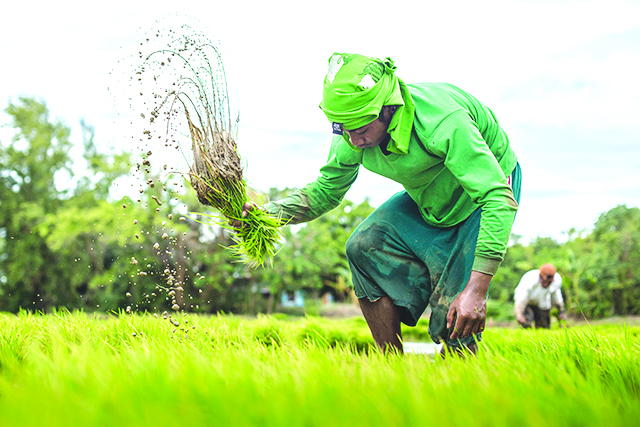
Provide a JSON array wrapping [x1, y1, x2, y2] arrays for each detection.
[[404, 341, 440, 356]]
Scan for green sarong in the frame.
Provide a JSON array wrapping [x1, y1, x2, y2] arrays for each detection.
[[347, 164, 522, 348]]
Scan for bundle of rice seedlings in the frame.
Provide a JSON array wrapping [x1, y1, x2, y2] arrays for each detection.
[[145, 39, 282, 267], [185, 107, 283, 266]]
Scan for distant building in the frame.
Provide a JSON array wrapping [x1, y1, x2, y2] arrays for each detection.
[[281, 290, 305, 308]]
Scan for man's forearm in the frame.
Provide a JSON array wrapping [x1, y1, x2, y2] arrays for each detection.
[[514, 300, 526, 318]]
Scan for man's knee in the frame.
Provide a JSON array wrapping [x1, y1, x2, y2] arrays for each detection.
[[345, 224, 381, 264], [345, 232, 361, 263]]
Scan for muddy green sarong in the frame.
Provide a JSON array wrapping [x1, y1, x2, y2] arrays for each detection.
[[347, 164, 522, 349]]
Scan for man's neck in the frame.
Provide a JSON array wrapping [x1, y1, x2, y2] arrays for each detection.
[[379, 134, 392, 156]]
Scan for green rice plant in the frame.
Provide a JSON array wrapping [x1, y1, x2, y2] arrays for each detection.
[[142, 36, 283, 267], [1, 311, 640, 427], [251, 314, 288, 348]]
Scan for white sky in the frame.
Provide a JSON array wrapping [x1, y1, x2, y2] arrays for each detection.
[[1, 0, 639, 242]]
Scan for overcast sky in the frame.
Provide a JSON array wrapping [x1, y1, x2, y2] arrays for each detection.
[[1, 0, 639, 242]]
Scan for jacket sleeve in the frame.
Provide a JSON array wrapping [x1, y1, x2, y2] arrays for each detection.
[[427, 111, 518, 275], [264, 136, 361, 224]]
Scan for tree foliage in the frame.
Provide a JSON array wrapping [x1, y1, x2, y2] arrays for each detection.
[[0, 98, 74, 310], [491, 205, 640, 319], [0, 98, 373, 315], [1, 98, 639, 319]]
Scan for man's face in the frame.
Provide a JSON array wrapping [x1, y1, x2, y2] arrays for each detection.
[[540, 274, 554, 288], [343, 118, 389, 149]]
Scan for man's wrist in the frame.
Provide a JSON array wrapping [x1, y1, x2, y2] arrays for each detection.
[[467, 270, 492, 296]]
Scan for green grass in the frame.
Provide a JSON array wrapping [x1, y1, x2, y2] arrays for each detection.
[[0, 311, 639, 426]]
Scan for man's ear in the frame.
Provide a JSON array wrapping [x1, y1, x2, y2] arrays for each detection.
[[380, 105, 398, 124]]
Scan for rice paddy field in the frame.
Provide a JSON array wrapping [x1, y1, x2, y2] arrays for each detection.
[[0, 311, 639, 426]]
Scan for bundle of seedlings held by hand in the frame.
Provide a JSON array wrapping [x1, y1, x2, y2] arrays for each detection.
[[142, 30, 283, 267]]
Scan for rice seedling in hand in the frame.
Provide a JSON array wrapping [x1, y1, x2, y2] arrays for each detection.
[[143, 34, 282, 267], [185, 106, 283, 267]]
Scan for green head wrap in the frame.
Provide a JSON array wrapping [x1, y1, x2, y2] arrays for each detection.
[[319, 53, 415, 154]]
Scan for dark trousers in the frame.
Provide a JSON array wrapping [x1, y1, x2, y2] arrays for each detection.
[[522, 305, 551, 329]]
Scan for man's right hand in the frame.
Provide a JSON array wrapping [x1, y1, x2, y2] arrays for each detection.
[[516, 313, 527, 325], [230, 202, 258, 229]]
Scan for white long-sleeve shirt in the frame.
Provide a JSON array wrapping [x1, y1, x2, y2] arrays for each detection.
[[514, 269, 564, 312]]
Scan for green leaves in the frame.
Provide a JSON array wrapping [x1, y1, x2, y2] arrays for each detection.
[[492, 204, 640, 320], [3, 97, 72, 203]]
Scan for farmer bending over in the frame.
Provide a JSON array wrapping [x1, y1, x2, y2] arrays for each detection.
[[242, 53, 521, 355], [514, 263, 568, 329]]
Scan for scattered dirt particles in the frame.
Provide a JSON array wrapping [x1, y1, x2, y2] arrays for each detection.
[[107, 20, 233, 338]]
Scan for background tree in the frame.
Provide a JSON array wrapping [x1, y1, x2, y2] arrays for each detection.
[[0, 98, 194, 313], [0, 97, 75, 310], [2, 98, 640, 320], [574, 205, 640, 317]]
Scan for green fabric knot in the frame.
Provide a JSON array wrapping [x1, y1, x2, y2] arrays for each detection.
[[383, 57, 396, 74]]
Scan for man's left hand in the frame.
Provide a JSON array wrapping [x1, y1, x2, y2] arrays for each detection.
[[558, 312, 570, 328], [447, 271, 492, 339]]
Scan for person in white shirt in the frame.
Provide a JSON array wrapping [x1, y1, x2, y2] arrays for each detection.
[[514, 263, 568, 328]]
